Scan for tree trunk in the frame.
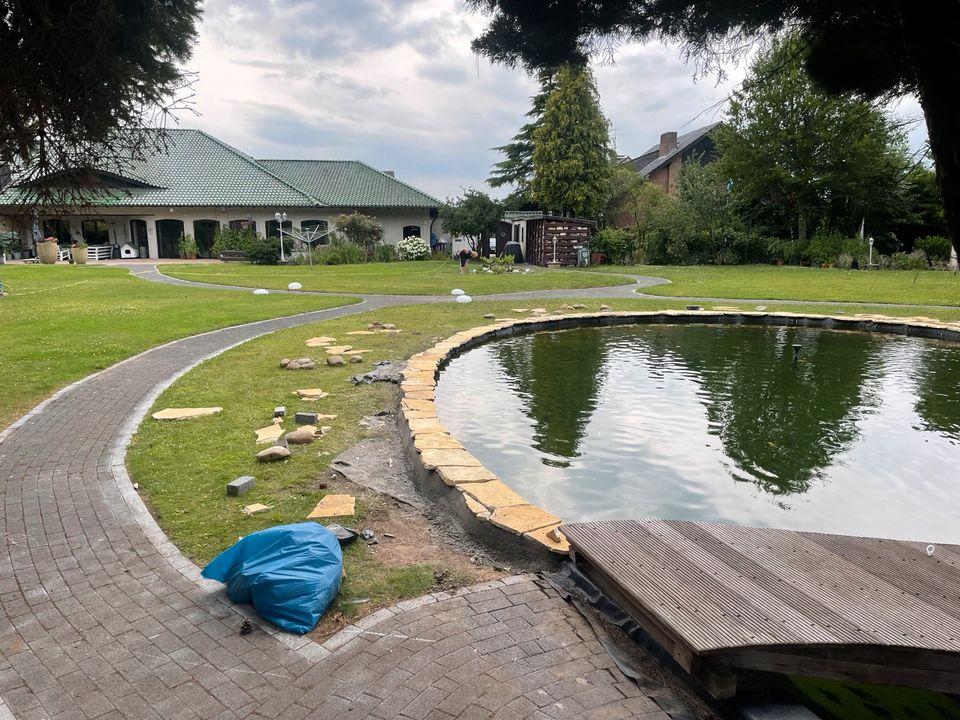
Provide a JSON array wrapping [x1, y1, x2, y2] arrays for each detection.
[[798, 209, 808, 244], [896, 2, 960, 258]]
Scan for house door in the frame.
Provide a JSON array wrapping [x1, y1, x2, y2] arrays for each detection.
[[496, 222, 511, 256], [130, 220, 148, 257], [193, 220, 219, 258], [156, 219, 184, 259]]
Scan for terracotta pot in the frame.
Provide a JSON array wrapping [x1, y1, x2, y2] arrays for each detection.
[[37, 241, 58, 264], [72, 246, 88, 264]]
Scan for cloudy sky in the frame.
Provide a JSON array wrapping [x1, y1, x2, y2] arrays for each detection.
[[185, 0, 928, 200]]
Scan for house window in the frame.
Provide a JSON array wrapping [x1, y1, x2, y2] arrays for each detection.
[[402, 225, 421, 239], [229, 219, 257, 233], [301, 220, 329, 244], [42, 219, 71, 244], [81, 219, 110, 246], [265, 219, 293, 238]]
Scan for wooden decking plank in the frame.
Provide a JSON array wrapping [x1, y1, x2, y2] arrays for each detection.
[[706, 523, 960, 649], [799, 533, 960, 622], [567, 520, 782, 649], [639, 520, 834, 645], [666, 520, 870, 642]]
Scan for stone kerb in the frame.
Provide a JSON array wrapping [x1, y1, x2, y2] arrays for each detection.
[[397, 309, 960, 563]]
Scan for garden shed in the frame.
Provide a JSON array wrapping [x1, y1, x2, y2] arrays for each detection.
[[501, 212, 594, 267]]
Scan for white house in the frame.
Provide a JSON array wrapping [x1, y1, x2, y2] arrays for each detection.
[[0, 129, 441, 259]]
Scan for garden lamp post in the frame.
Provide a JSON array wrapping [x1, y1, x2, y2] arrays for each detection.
[[868, 236, 874, 266], [274, 211, 287, 262]]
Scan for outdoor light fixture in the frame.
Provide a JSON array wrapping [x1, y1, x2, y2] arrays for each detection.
[[275, 211, 288, 262], [868, 236, 875, 266]]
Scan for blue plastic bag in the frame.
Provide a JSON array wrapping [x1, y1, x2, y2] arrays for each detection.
[[202, 522, 343, 634]]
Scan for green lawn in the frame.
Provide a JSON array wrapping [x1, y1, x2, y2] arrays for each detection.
[[0, 265, 355, 428], [158, 260, 633, 295], [589, 264, 960, 306], [128, 296, 960, 627]]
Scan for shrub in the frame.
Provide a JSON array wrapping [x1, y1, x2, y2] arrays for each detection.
[[372, 244, 396, 263], [728, 230, 768, 264], [590, 228, 634, 264], [212, 228, 258, 257], [178, 233, 197, 259], [320, 238, 364, 265], [837, 253, 854, 269], [915, 236, 952, 262], [479, 255, 515, 274], [888, 249, 928, 270], [334, 213, 383, 259], [396, 236, 430, 261], [247, 236, 281, 265], [805, 232, 846, 265]]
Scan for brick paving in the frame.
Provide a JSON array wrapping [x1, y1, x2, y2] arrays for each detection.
[[0, 293, 682, 718]]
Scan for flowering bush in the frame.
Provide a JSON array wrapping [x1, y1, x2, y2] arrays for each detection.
[[396, 236, 430, 261]]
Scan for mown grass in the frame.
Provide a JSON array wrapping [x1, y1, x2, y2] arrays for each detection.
[[128, 297, 960, 620], [0, 265, 355, 429], [588, 264, 960, 306], [158, 260, 633, 295]]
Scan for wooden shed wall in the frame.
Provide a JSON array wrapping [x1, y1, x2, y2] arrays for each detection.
[[530, 219, 591, 266]]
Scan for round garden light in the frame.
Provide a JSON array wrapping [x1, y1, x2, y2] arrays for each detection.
[[451, 288, 464, 296], [253, 288, 269, 295], [288, 282, 302, 290], [455, 294, 472, 303]]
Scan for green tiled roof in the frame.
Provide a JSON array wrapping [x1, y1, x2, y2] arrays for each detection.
[[0, 130, 440, 210], [258, 160, 440, 208]]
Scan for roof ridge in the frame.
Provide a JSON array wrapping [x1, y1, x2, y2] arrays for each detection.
[[193, 130, 325, 206], [353, 160, 442, 206]]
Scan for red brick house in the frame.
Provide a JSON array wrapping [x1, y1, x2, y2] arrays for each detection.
[[623, 123, 719, 196]]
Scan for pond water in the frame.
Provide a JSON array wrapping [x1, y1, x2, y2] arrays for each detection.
[[435, 324, 960, 543]]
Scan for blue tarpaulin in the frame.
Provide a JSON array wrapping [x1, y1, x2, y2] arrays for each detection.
[[201, 522, 343, 634]]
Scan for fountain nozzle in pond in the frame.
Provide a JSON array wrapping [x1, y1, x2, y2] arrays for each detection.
[[792, 343, 802, 367]]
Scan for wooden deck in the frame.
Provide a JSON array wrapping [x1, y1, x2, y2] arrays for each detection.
[[561, 519, 960, 697]]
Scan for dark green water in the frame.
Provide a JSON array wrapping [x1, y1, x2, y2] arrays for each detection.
[[435, 324, 960, 543]]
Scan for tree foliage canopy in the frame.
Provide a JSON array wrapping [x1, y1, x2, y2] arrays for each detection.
[[488, 69, 557, 192], [0, 0, 202, 208], [530, 64, 614, 218], [715, 34, 909, 242], [467, 0, 960, 252], [334, 213, 384, 258], [440, 189, 504, 247]]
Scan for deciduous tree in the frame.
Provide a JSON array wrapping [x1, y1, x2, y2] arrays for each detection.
[[440, 189, 504, 248], [715, 35, 908, 242], [467, 0, 960, 256]]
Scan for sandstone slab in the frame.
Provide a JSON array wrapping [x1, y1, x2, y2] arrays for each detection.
[[460, 480, 527, 510], [152, 407, 222, 421], [406, 418, 447, 435], [307, 494, 355, 518], [524, 523, 570, 554], [305, 336, 338, 346], [413, 434, 463, 451], [254, 424, 284, 444], [296, 388, 329, 400], [437, 465, 498, 486], [489, 505, 561, 535], [419, 449, 482, 470], [242, 503, 271, 516]]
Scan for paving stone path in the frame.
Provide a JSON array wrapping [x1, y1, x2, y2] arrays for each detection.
[[1, 283, 680, 719]]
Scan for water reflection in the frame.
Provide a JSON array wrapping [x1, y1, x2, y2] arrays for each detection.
[[490, 329, 607, 463], [434, 324, 960, 541]]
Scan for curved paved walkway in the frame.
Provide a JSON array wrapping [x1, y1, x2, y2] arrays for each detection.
[[1, 282, 678, 718]]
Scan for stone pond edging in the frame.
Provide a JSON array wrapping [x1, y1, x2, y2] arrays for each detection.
[[397, 309, 960, 562]]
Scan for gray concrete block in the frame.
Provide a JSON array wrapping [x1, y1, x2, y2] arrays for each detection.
[[274, 406, 286, 418], [226, 476, 255, 496], [295, 411, 317, 424]]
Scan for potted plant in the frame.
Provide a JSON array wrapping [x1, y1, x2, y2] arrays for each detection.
[[179, 233, 198, 260], [72, 240, 88, 264], [37, 236, 59, 264]]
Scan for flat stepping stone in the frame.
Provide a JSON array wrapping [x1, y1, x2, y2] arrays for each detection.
[[419, 449, 482, 470], [307, 494, 355, 518], [343, 349, 371, 356], [511, 308, 529, 313], [459, 480, 527, 510], [152, 407, 222, 420], [296, 389, 329, 400], [305, 336, 337, 347], [242, 503, 271, 515], [489, 505, 561, 535], [524, 523, 571, 554], [345, 330, 377, 336], [437, 465, 497, 487], [325, 345, 353, 354], [401, 398, 436, 414], [413, 433, 462, 451], [255, 424, 284, 444]]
